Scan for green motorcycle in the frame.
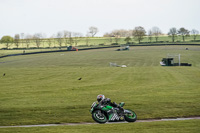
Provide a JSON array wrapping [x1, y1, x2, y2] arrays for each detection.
[[90, 102, 137, 124]]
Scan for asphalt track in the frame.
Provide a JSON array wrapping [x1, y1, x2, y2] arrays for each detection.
[[0, 117, 199, 128]]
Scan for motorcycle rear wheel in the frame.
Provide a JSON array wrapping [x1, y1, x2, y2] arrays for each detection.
[[124, 109, 137, 122], [92, 110, 107, 124]]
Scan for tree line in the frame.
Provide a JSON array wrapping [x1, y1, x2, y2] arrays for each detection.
[[104, 27, 199, 44], [0, 26, 199, 49], [0, 26, 99, 49]]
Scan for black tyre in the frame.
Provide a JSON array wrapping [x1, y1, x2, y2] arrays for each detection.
[[92, 110, 107, 124], [124, 109, 137, 122]]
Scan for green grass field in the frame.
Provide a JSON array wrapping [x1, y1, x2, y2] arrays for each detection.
[[0, 46, 200, 128], [1, 120, 200, 133]]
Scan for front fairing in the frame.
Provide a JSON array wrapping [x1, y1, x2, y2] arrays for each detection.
[[90, 102, 114, 113], [101, 105, 113, 111], [90, 102, 98, 113]]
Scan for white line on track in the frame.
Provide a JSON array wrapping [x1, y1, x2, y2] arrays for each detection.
[[0, 117, 200, 128]]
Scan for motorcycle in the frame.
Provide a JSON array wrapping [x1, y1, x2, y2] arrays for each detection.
[[90, 101, 137, 124]]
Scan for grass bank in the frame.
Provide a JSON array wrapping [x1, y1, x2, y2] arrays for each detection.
[[0, 46, 199, 126]]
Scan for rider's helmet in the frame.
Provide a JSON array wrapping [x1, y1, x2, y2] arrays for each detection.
[[97, 94, 105, 102]]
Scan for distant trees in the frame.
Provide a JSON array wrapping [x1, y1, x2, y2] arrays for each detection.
[[68, 32, 74, 46], [1, 36, 14, 49], [103, 29, 132, 37], [124, 37, 131, 44], [24, 34, 32, 48], [85, 33, 91, 45], [168, 27, 190, 42], [191, 29, 199, 41], [63, 30, 75, 46], [178, 27, 190, 42], [14, 34, 20, 48], [88, 26, 99, 37], [20, 33, 24, 47], [56, 32, 63, 48], [33, 33, 42, 48], [114, 35, 120, 44], [105, 37, 113, 45], [50, 34, 57, 47], [147, 29, 153, 43], [152, 27, 162, 42], [1, 26, 200, 50], [63, 30, 69, 46], [73, 32, 83, 46], [112, 31, 121, 44], [113, 29, 132, 37], [168, 28, 178, 42], [61, 30, 83, 46], [132, 26, 146, 43]]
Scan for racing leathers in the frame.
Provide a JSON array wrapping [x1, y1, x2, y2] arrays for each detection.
[[98, 98, 124, 114]]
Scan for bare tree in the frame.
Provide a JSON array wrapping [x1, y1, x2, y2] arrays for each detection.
[[62, 31, 74, 46], [63, 30, 69, 46], [168, 28, 177, 42], [56, 31, 63, 48], [47, 37, 52, 48], [112, 31, 120, 44], [103, 29, 133, 37], [14, 34, 20, 48], [148, 30, 153, 43], [103, 32, 112, 37], [20, 33, 24, 47], [41, 33, 46, 48], [89, 26, 99, 37], [112, 29, 129, 37], [114, 36, 120, 44], [191, 29, 199, 41], [33, 33, 42, 48], [85, 33, 91, 45], [109, 37, 113, 44], [73, 32, 83, 46], [68, 32, 74, 46], [132, 26, 146, 43], [178, 27, 190, 42], [24, 34, 32, 48], [152, 27, 162, 42], [50, 34, 56, 47]]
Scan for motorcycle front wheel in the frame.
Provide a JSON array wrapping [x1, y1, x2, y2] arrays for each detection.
[[124, 109, 137, 122], [92, 110, 107, 124]]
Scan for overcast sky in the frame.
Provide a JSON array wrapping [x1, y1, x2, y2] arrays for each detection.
[[0, 0, 200, 38]]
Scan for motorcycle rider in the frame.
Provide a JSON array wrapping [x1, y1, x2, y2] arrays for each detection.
[[97, 94, 124, 115]]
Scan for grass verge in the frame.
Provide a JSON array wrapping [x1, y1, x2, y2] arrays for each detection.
[[0, 46, 199, 126], [0, 120, 200, 133]]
